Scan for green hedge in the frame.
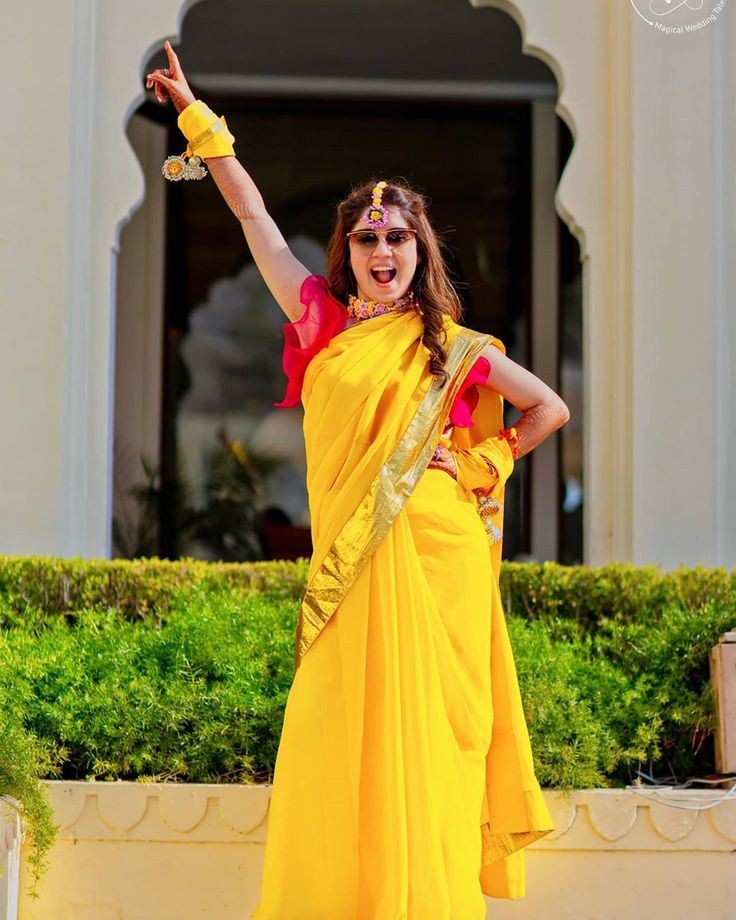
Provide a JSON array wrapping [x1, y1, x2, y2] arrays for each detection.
[[3, 556, 732, 628], [500, 561, 736, 628], [0, 590, 294, 785], [1, 557, 734, 795], [0, 556, 308, 624]]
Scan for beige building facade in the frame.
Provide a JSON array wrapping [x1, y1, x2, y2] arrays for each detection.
[[1, 0, 734, 567]]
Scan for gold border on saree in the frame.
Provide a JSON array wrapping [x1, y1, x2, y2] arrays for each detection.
[[294, 328, 491, 671]]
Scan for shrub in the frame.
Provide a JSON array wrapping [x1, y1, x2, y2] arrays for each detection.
[[0, 708, 58, 899], [0, 556, 733, 793], [500, 561, 736, 629], [0, 556, 308, 625], [509, 618, 659, 791], [0, 589, 296, 784], [510, 597, 734, 789], [591, 601, 726, 781]]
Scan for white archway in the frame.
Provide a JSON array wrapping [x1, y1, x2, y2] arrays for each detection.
[[5, 0, 732, 565], [58, 0, 207, 557], [118, 0, 600, 558]]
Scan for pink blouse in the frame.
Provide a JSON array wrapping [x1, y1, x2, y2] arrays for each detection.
[[274, 274, 491, 428]]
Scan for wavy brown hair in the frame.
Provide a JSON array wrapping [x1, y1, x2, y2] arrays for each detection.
[[325, 177, 463, 389]]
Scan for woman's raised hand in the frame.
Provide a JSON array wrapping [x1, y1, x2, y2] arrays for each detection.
[[145, 40, 196, 115]]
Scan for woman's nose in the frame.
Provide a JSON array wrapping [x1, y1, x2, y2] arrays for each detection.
[[374, 236, 392, 254]]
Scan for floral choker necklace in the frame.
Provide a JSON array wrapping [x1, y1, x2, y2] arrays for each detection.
[[347, 290, 416, 321]]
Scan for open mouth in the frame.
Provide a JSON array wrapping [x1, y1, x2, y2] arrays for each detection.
[[370, 267, 397, 285]]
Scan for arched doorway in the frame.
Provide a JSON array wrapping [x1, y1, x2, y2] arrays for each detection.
[[113, 0, 582, 563]]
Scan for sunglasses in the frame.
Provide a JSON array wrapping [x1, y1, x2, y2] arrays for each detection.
[[346, 228, 417, 249]]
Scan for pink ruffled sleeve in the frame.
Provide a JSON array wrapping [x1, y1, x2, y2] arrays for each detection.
[[274, 274, 348, 408], [448, 356, 492, 428]]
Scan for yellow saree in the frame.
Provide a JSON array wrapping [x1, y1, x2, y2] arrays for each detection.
[[252, 300, 554, 919]]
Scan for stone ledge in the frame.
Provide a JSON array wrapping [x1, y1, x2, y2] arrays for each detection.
[[43, 781, 271, 843], [544, 787, 736, 850], [40, 782, 736, 850]]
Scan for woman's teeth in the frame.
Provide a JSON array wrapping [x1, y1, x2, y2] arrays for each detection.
[[371, 267, 397, 285]]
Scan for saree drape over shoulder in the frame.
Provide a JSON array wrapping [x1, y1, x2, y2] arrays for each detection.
[[252, 276, 554, 920]]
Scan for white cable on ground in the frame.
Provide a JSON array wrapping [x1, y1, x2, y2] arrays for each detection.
[[625, 770, 736, 810]]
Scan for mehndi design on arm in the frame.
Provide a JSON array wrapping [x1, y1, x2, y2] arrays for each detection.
[[512, 401, 568, 458], [206, 159, 268, 223]]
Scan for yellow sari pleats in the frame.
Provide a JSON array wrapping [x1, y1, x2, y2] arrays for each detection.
[[252, 310, 554, 920], [451, 366, 556, 895]]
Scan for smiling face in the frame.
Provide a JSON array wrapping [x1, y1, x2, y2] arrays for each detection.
[[348, 213, 422, 302]]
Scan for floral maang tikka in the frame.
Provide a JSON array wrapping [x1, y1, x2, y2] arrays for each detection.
[[364, 180, 390, 228]]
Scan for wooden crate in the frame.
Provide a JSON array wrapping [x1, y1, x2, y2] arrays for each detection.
[[710, 630, 736, 775]]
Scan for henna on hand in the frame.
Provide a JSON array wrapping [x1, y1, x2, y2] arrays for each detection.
[[427, 444, 458, 480], [145, 40, 195, 114], [513, 400, 569, 458]]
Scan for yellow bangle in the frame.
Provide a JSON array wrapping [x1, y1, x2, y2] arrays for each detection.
[[162, 100, 236, 182], [177, 100, 235, 159]]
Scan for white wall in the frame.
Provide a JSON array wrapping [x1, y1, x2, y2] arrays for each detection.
[[0, 0, 189, 557], [0, 0, 733, 565], [477, 0, 735, 568], [630, 20, 724, 565], [0, 2, 74, 554], [713, 13, 736, 567]]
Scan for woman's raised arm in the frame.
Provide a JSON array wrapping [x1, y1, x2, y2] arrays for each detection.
[[146, 41, 310, 322], [203, 156, 311, 321]]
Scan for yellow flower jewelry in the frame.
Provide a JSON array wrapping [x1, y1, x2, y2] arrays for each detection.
[[162, 101, 235, 181], [477, 494, 504, 543], [162, 153, 206, 181], [347, 290, 415, 320], [364, 180, 389, 228]]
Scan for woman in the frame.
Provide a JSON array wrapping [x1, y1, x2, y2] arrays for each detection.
[[148, 41, 569, 920]]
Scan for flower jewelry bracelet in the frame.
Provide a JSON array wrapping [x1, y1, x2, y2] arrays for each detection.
[[162, 119, 229, 181]]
